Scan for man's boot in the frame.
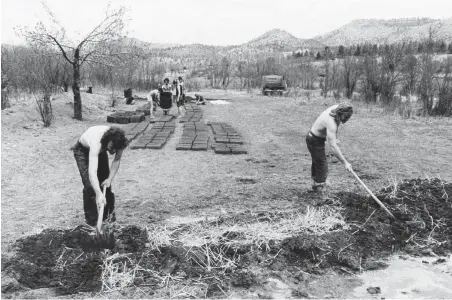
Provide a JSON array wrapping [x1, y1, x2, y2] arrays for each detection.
[[312, 181, 326, 192]]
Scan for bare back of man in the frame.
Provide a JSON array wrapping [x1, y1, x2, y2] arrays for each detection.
[[79, 125, 110, 152], [310, 105, 339, 139]]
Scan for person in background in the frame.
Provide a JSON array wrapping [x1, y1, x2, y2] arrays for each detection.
[[173, 78, 186, 118], [172, 79, 178, 103], [195, 94, 206, 105], [147, 89, 159, 117], [161, 78, 172, 93], [178, 76, 186, 103]]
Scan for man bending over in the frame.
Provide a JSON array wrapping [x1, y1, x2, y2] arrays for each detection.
[[306, 104, 353, 192], [72, 126, 129, 226], [147, 89, 160, 117]]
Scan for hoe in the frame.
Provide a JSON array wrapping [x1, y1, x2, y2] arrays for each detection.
[[81, 185, 115, 252], [351, 169, 396, 220]]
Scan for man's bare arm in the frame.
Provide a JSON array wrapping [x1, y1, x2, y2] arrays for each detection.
[[326, 125, 351, 170], [102, 149, 124, 187]]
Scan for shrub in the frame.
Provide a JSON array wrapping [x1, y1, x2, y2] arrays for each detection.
[[36, 93, 54, 127]]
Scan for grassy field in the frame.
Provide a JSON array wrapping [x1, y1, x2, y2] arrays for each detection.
[[1, 89, 452, 298]]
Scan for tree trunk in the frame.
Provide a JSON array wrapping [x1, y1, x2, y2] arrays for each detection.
[[72, 63, 82, 120], [1, 87, 11, 110]]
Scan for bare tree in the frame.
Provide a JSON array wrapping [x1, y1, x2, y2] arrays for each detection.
[[433, 57, 452, 116], [418, 25, 441, 115], [401, 50, 419, 97], [29, 45, 61, 126], [379, 44, 405, 104], [1, 46, 13, 109], [322, 47, 331, 98], [150, 62, 166, 86], [299, 61, 317, 90], [330, 60, 342, 100], [19, 3, 128, 120], [220, 56, 233, 89], [343, 56, 361, 99], [361, 53, 381, 102], [236, 60, 246, 90]]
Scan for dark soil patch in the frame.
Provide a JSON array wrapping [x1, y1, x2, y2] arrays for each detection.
[[278, 178, 452, 272], [2, 225, 235, 298], [2, 226, 103, 295], [3, 178, 451, 298], [2, 225, 158, 296]]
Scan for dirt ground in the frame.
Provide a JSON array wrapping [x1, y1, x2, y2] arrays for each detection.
[[1, 89, 452, 299]]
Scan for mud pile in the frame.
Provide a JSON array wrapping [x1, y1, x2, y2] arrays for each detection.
[[1, 226, 148, 295], [1, 225, 225, 298], [2, 178, 451, 298], [278, 178, 452, 272]]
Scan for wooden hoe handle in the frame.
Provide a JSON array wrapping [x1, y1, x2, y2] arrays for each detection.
[[350, 169, 396, 220], [96, 185, 107, 232]]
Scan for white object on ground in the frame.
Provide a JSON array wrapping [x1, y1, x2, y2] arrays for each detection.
[[210, 100, 230, 105]]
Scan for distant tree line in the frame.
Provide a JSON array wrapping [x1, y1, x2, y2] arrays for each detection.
[[3, 21, 452, 119], [312, 32, 452, 116], [292, 40, 452, 60]]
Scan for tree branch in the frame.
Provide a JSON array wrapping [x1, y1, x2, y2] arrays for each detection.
[[47, 34, 74, 65], [83, 59, 116, 68]]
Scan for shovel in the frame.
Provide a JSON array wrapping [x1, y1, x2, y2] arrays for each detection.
[[81, 185, 116, 252], [350, 169, 396, 220]]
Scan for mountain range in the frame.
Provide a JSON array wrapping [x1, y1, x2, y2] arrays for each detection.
[[142, 17, 452, 53], [315, 17, 452, 46]]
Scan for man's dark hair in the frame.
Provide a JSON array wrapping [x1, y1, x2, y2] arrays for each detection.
[[178, 76, 183, 81], [163, 78, 169, 83], [330, 104, 353, 124], [100, 127, 129, 150]]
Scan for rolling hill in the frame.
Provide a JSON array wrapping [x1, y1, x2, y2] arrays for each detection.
[[315, 18, 452, 47], [122, 18, 452, 60], [146, 28, 325, 62], [243, 28, 324, 51]]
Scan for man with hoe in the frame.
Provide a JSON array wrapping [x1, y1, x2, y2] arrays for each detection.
[[306, 104, 354, 192], [72, 126, 129, 226]]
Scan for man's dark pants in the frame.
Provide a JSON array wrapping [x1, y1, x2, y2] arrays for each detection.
[[73, 142, 115, 226], [306, 132, 328, 184]]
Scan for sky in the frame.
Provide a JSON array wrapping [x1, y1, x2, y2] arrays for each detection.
[[1, 0, 452, 46]]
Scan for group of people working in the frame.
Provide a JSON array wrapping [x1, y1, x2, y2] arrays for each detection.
[[147, 77, 207, 118], [73, 101, 354, 227], [147, 77, 186, 118]]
